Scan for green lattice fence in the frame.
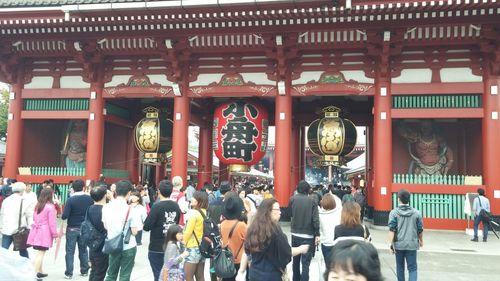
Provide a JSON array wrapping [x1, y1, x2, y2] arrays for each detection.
[[24, 167, 86, 176], [392, 95, 481, 109], [393, 174, 482, 185], [32, 184, 71, 205], [24, 99, 89, 110], [392, 193, 469, 219]]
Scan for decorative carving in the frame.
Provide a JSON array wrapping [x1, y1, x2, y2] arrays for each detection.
[[318, 71, 348, 84], [104, 75, 172, 96], [191, 86, 215, 96], [293, 71, 373, 95], [293, 84, 319, 95], [209, 73, 256, 87], [249, 85, 274, 96]]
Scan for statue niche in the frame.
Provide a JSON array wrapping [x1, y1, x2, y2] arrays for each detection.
[[398, 120, 454, 176], [61, 120, 87, 169]]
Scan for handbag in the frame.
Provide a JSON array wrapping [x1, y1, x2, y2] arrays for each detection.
[[102, 207, 130, 254], [12, 199, 30, 251], [214, 221, 243, 278], [478, 197, 492, 223]]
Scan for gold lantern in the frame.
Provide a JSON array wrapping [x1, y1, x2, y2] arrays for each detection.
[[307, 106, 357, 166], [134, 107, 173, 162]]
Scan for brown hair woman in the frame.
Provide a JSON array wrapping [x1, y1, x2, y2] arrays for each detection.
[[333, 202, 370, 245], [236, 199, 309, 281], [27, 188, 60, 278]]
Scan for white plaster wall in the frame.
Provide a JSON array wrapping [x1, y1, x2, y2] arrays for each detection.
[[342, 70, 374, 84], [392, 69, 432, 83], [292, 71, 324, 84], [24, 77, 53, 89], [440, 68, 482, 82], [105, 75, 132, 87], [60, 76, 90, 88], [190, 73, 224, 86], [240, 72, 274, 85], [148, 74, 171, 86]]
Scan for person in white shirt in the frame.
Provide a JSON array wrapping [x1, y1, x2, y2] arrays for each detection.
[[0, 182, 33, 258], [318, 193, 342, 266], [22, 183, 38, 215], [102, 180, 141, 281], [129, 191, 147, 246]]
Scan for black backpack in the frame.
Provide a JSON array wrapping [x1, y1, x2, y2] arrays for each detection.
[[80, 208, 106, 252], [193, 209, 221, 258]]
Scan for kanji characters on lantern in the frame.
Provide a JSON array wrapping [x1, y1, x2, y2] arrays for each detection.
[[213, 101, 269, 172]]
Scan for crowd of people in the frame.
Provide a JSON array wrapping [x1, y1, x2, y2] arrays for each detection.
[[0, 175, 491, 281]]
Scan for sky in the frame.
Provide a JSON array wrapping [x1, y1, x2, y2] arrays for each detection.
[[0, 82, 7, 91]]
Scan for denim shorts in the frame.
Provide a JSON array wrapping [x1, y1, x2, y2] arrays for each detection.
[[185, 247, 204, 264]]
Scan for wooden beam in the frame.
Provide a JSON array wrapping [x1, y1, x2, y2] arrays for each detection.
[[392, 82, 483, 95], [391, 108, 484, 119], [21, 110, 89, 119], [22, 89, 90, 99]]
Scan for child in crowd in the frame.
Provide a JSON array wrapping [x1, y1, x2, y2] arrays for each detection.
[[159, 224, 188, 281]]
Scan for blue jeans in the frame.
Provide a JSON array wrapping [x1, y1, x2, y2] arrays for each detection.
[[65, 227, 89, 276], [321, 244, 333, 268], [1, 234, 29, 258], [148, 251, 164, 281], [291, 236, 315, 281], [395, 250, 417, 281], [473, 215, 489, 241]]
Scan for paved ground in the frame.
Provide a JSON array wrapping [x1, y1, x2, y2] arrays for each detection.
[[2, 221, 500, 281]]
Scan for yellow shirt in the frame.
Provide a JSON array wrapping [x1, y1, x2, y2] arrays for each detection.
[[183, 208, 206, 249]]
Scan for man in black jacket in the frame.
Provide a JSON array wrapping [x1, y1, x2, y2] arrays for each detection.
[[289, 180, 320, 281], [143, 180, 181, 281]]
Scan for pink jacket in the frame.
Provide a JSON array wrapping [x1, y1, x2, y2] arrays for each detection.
[[27, 203, 58, 248]]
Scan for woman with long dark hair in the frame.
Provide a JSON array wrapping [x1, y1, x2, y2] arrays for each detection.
[[236, 199, 309, 281], [27, 188, 60, 279]]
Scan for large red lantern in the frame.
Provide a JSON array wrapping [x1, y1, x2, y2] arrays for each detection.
[[213, 100, 269, 172]]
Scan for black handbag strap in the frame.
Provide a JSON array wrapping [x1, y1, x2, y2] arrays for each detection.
[[192, 209, 205, 247], [478, 196, 483, 208], [122, 207, 131, 231], [226, 221, 244, 258], [18, 199, 24, 229]]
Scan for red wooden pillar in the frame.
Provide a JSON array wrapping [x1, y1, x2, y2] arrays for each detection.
[[86, 83, 105, 181], [275, 79, 292, 206], [171, 81, 190, 184], [482, 74, 500, 214], [4, 82, 24, 179], [366, 124, 374, 207], [155, 163, 166, 185], [290, 124, 301, 196], [373, 77, 393, 219], [197, 124, 213, 188], [126, 128, 139, 183]]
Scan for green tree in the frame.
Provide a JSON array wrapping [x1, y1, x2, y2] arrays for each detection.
[[0, 88, 9, 139]]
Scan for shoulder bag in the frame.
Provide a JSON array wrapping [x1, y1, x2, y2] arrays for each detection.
[[12, 199, 30, 251], [478, 197, 492, 223], [214, 221, 243, 278], [102, 207, 130, 254]]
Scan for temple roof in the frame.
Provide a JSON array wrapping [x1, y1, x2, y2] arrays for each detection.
[[0, 0, 150, 8]]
